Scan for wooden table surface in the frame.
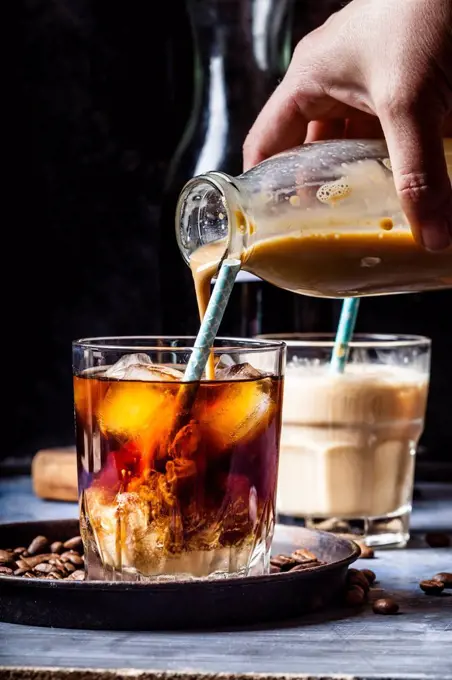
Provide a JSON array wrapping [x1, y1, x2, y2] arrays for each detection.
[[0, 476, 451, 680]]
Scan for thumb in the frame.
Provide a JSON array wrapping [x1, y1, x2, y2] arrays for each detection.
[[379, 108, 452, 251]]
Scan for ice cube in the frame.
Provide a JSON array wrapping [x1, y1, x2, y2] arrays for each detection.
[[121, 365, 183, 382], [215, 354, 236, 371], [86, 488, 157, 571], [216, 362, 265, 381], [105, 353, 184, 382], [196, 374, 275, 451], [98, 381, 177, 444], [104, 353, 153, 379]]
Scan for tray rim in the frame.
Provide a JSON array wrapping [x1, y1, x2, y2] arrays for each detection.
[[0, 518, 360, 591]]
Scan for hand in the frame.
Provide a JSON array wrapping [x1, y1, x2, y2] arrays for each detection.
[[243, 0, 452, 251]]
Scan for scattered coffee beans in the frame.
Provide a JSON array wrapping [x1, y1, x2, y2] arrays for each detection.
[[27, 535, 49, 556], [13, 547, 26, 556], [372, 598, 399, 615], [270, 550, 325, 573], [419, 579, 445, 595], [0, 534, 85, 581], [361, 569, 376, 585], [34, 563, 53, 574], [291, 548, 318, 564], [270, 554, 298, 571], [50, 541, 64, 554], [345, 585, 366, 607], [64, 536, 83, 551], [0, 550, 14, 566], [68, 569, 85, 581], [432, 572, 452, 589], [347, 570, 370, 593], [13, 568, 29, 576]]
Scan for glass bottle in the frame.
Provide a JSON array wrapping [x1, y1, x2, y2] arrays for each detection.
[[176, 138, 452, 298], [160, 0, 291, 335]]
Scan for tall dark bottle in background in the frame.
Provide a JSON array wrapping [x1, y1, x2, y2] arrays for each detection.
[[160, 0, 291, 335]]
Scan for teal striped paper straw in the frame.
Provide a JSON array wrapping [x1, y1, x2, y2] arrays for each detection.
[[184, 258, 241, 382], [329, 298, 360, 374]]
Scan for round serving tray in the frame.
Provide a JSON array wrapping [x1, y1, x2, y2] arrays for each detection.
[[0, 519, 359, 630]]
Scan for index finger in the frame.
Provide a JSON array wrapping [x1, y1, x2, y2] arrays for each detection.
[[242, 81, 309, 171]]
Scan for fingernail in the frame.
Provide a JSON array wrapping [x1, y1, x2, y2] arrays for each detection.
[[421, 221, 452, 251]]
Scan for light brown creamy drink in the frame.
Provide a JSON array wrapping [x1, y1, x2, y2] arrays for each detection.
[[276, 364, 429, 519], [190, 228, 452, 307]]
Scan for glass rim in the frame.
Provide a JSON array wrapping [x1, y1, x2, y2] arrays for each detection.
[[72, 335, 286, 354], [256, 332, 431, 349]]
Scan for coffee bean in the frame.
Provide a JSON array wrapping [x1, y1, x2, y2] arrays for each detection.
[[0, 549, 14, 566], [357, 542, 375, 559], [13, 547, 27, 556], [347, 570, 370, 593], [68, 569, 85, 581], [24, 572, 36, 578], [0, 566, 13, 575], [18, 553, 53, 569], [270, 564, 281, 574], [34, 563, 53, 574], [372, 598, 399, 615], [291, 548, 318, 564], [27, 536, 49, 556], [345, 586, 365, 607], [360, 568, 377, 585], [270, 554, 297, 571], [425, 532, 451, 548], [63, 536, 83, 552], [419, 579, 445, 595], [50, 541, 64, 554], [48, 571, 63, 580], [64, 562, 76, 573], [14, 568, 29, 576], [432, 572, 452, 589], [291, 562, 319, 572], [15, 559, 32, 570], [48, 557, 63, 566], [66, 554, 83, 566]]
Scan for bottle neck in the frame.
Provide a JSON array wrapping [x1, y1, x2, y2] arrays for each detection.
[[176, 171, 250, 266]]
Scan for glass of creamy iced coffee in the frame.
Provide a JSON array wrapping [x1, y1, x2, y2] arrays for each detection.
[[258, 333, 431, 548]]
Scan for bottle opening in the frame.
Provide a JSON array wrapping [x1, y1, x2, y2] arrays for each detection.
[[176, 176, 231, 265]]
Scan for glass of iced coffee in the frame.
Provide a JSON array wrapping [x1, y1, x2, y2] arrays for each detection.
[[73, 336, 285, 581], [258, 333, 430, 548]]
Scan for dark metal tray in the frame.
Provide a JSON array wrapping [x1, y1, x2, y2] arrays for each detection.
[[0, 519, 359, 630]]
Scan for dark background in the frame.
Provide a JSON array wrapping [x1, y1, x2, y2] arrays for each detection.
[[7, 0, 451, 479]]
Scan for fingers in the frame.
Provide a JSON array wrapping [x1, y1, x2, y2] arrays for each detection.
[[344, 113, 383, 140], [304, 114, 382, 143], [305, 119, 346, 143], [379, 107, 452, 251], [242, 81, 309, 171]]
